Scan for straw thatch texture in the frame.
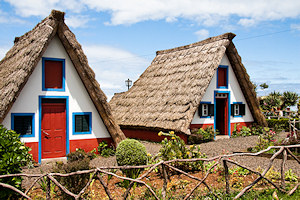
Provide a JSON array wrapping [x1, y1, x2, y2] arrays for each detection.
[[110, 33, 267, 135], [0, 10, 125, 144]]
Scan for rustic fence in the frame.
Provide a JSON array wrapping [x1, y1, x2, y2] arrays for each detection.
[[0, 144, 299, 200], [289, 119, 299, 136]]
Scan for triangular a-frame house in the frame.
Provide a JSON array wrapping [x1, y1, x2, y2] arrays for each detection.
[[110, 33, 267, 142], [0, 10, 125, 162]]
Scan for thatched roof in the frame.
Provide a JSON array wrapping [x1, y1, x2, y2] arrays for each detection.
[[109, 33, 267, 135], [0, 10, 125, 144]]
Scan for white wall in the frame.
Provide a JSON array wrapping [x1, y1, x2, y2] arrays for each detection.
[[2, 36, 111, 143], [191, 54, 254, 125]]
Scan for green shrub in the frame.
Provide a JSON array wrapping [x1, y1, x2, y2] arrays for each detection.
[[247, 129, 277, 153], [98, 141, 115, 157], [116, 139, 147, 179], [0, 125, 32, 199], [231, 124, 269, 138], [53, 149, 92, 199], [188, 126, 216, 144], [266, 118, 300, 132], [157, 131, 206, 172]]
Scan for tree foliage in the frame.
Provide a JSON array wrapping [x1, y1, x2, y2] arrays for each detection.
[[0, 125, 32, 199], [259, 83, 269, 90]]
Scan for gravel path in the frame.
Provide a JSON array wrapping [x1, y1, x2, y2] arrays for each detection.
[[91, 135, 299, 176]]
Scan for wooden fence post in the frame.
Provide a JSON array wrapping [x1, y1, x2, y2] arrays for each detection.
[[46, 176, 51, 200], [280, 149, 287, 189], [223, 159, 230, 194], [161, 164, 168, 200]]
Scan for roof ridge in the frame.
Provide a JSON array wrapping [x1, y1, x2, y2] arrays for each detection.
[[156, 32, 236, 55]]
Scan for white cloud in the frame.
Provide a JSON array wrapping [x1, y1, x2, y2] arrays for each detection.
[[0, 8, 27, 24], [291, 23, 300, 31], [0, 46, 10, 60], [4, 0, 85, 17], [82, 0, 300, 26], [5, 0, 300, 27], [82, 44, 151, 99], [238, 18, 256, 27], [65, 15, 91, 28], [194, 29, 209, 40]]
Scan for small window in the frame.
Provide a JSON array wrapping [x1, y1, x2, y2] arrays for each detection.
[[231, 103, 245, 117], [202, 104, 208, 116], [234, 104, 239, 116], [217, 65, 228, 88], [42, 57, 65, 91], [199, 102, 214, 118], [73, 112, 92, 134], [11, 113, 35, 137]]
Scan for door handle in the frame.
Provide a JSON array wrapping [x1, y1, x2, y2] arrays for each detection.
[[42, 130, 50, 136]]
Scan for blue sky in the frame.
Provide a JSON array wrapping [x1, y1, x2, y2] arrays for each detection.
[[0, 0, 300, 100]]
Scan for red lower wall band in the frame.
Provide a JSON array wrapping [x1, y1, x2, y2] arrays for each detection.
[[121, 129, 188, 143], [25, 138, 113, 163], [24, 142, 39, 162], [69, 138, 113, 153], [190, 122, 253, 135]]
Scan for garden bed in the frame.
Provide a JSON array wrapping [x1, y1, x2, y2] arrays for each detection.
[[24, 168, 299, 199]]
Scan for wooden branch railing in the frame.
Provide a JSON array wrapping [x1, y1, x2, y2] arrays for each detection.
[[0, 144, 299, 200]]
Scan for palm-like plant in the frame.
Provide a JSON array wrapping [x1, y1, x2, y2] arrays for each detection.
[[262, 91, 282, 111], [282, 91, 299, 109]]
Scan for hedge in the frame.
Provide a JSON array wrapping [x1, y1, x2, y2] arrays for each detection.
[[266, 118, 300, 131]]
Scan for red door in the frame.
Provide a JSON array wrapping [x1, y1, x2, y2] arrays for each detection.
[[216, 97, 228, 135], [41, 103, 66, 159]]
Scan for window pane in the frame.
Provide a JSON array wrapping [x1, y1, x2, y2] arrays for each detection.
[[82, 115, 89, 132], [75, 115, 83, 132], [14, 116, 32, 135], [234, 104, 239, 115], [202, 104, 208, 116], [75, 115, 90, 132]]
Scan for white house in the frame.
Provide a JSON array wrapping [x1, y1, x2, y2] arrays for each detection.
[[109, 33, 267, 143], [0, 10, 125, 162]]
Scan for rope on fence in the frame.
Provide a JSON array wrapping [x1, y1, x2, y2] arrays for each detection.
[[0, 144, 299, 200]]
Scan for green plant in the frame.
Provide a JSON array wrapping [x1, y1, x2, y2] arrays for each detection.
[[248, 129, 277, 153], [98, 141, 115, 157], [285, 169, 298, 182], [38, 176, 57, 197], [116, 139, 147, 187], [229, 166, 250, 176], [256, 166, 281, 185], [156, 131, 206, 172], [204, 161, 223, 174], [0, 125, 33, 199], [53, 149, 92, 199], [189, 126, 216, 144], [232, 124, 268, 138]]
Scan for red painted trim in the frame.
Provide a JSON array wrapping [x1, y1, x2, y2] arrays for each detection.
[[121, 128, 188, 143], [69, 138, 114, 153], [190, 124, 214, 130], [24, 142, 39, 162]]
